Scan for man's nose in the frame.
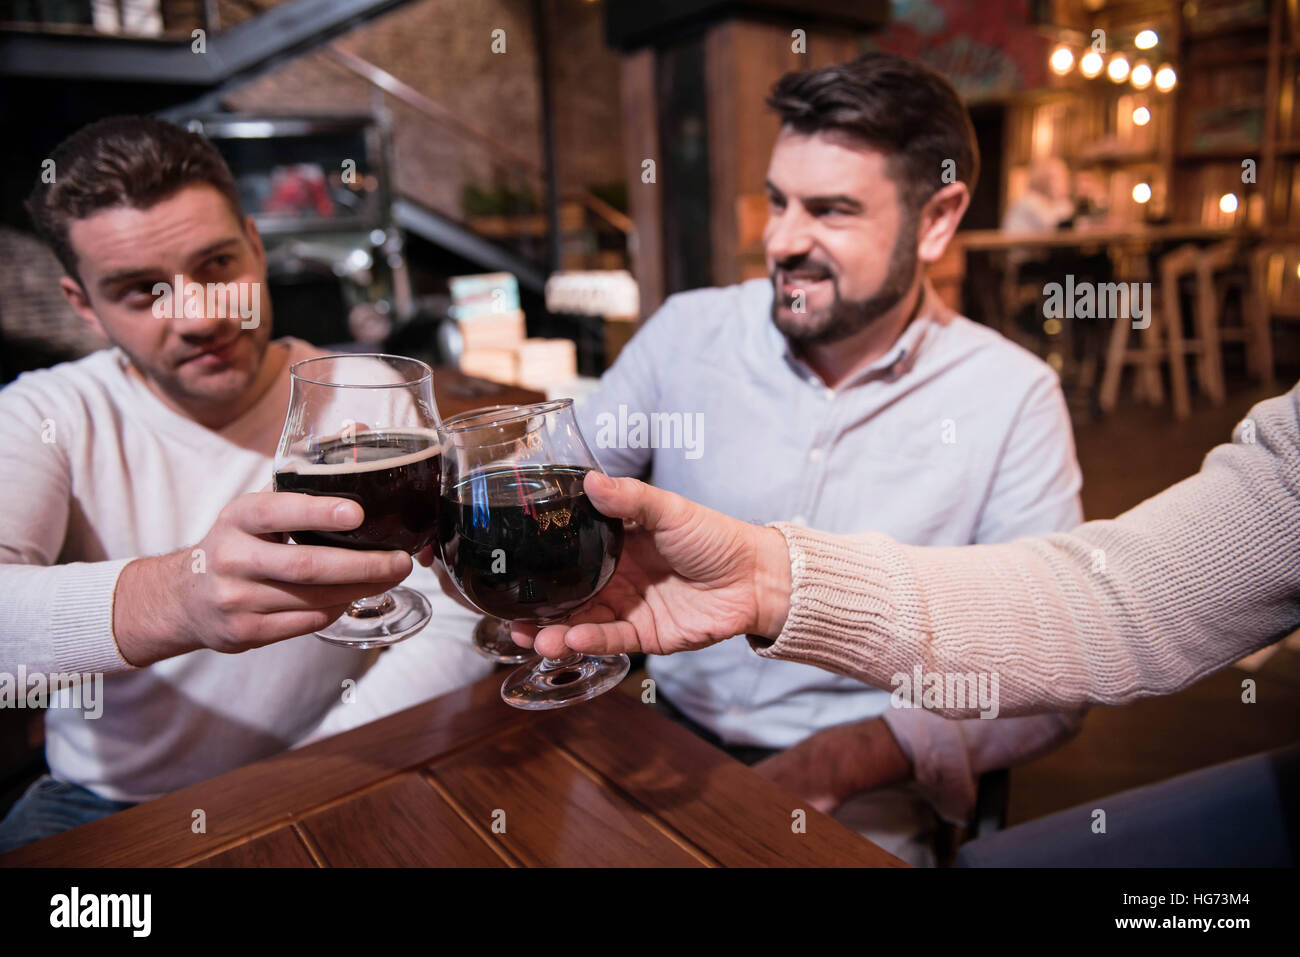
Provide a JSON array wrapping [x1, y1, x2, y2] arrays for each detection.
[[172, 275, 233, 337], [765, 209, 814, 263]]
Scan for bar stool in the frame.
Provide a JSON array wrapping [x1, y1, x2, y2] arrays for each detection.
[[1099, 244, 1180, 414], [1196, 240, 1264, 388], [1163, 242, 1230, 419]]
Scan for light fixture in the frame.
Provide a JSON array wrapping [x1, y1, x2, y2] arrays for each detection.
[[1050, 45, 1075, 75], [1135, 29, 1159, 50], [1132, 106, 1152, 126], [1132, 182, 1152, 204], [1220, 193, 1239, 214], [1155, 64, 1177, 92], [1108, 54, 1131, 83], [1080, 50, 1104, 78], [1131, 62, 1153, 89]]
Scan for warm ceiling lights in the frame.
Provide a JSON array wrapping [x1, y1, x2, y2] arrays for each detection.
[[1131, 62, 1153, 89], [1080, 50, 1104, 78], [1220, 193, 1239, 214], [1132, 183, 1153, 204], [1050, 45, 1075, 75], [1155, 64, 1177, 92], [1133, 106, 1152, 126], [1135, 29, 1159, 50], [1108, 54, 1131, 82]]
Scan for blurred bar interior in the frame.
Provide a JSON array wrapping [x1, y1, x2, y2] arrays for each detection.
[[2, 0, 1300, 841]]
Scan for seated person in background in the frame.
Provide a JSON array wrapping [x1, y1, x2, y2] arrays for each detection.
[[575, 53, 1089, 867], [1002, 157, 1075, 234], [0, 116, 490, 855]]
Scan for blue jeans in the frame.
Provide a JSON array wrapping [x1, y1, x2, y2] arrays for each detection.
[[0, 775, 136, 855], [956, 743, 1300, 867]]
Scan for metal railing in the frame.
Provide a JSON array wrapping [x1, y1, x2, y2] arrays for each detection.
[[322, 44, 631, 267]]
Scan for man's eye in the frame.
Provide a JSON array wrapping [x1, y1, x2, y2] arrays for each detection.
[[209, 254, 236, 269], [124, 284, 161, 303]]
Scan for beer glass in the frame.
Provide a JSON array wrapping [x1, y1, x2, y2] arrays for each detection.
[[274, 354, 441, 648], [443, 407, 540, 665], [437, 400, 629, 709]]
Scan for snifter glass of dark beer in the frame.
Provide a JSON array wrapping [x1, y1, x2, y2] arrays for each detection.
[[437, 400, 629, 710], [273, 354, 441, 648], [444, 405, 542, 666]]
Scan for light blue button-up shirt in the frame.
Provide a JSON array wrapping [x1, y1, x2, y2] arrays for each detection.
[[575, 277, 1087, 821]]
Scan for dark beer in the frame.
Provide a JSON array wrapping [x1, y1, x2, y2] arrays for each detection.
[[437, 464, 623, 622], [274, 428, 441, 553]]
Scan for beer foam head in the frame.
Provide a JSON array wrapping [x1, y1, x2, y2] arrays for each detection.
[[277, 427, 441, 474]]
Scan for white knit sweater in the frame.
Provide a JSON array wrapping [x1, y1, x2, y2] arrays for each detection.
[[755, 381, 1300, 716], [0, 339, 490, 803]]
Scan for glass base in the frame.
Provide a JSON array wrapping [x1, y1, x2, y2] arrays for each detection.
[[472, 617, 537, 664], [314, 586, 431, 649], [500, 652, 631, 711]]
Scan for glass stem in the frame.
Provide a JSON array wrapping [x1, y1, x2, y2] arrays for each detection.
[[539, 651, 583, 669], [349, 591, 396, 618]]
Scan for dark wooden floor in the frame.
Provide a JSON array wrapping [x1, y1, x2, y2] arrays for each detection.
[[1007, 374, 1300, 825]]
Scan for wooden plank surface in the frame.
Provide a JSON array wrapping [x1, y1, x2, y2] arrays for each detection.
[[188, 826, 318, 868], [1, 672, 902, 868], [429, 728, 706, 867], [0, 674, 527, 867], [296, 773, 507, 868], [535, 689, 906, 868]]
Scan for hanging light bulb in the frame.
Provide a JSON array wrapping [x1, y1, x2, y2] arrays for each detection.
[[1132, 183, 1153, 204], [1220, 193, 1239, 214], [1135, 29, 1159, 50], [1108, 54, 1131, 83], [1050, 45, 1075, 75], [1132, 106, 1152, 126], [1080, 50, 1104, 78], [1131, 62, 1153, 89], [1155, 64, 1177, 92]]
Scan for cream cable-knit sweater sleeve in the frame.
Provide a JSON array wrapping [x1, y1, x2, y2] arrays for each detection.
[[753, 382, 1300, 717]]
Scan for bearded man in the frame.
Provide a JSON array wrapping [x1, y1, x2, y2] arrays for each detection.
[[575, 53, 1088, 867]]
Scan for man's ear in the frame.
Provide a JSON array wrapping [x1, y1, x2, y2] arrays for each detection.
[[244, 215, 267, 273], [916, 182, 970, 264], [59, 275, 109, 341]]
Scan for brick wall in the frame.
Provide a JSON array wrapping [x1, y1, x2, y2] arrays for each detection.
[[221, 0, 624, 222]]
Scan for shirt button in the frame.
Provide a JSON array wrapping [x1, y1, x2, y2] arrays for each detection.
[[808, 447, 824, 463]]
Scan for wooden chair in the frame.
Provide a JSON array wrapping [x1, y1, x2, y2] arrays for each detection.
[[1247, 243, 1300, 386], [1099, 245, 1181, 414], [1164, 242, 1229, 419], [1197, 240, 1266, 388]]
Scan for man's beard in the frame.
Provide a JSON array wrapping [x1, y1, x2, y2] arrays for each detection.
[[770, 215, 920, 347]]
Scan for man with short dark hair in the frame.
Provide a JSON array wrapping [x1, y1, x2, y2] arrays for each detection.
[[577, 53, 1087, 866], [0, 116, 488, 853]]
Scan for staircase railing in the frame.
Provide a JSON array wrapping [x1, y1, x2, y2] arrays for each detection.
[[321, 45, 631, 264]]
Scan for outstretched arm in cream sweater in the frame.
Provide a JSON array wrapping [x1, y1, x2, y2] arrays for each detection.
[[514, 383, 1300, 718]]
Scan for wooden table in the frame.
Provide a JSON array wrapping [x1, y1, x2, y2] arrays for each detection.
[[955, 224, 1252, 252], [432, 367, 546, 420], [0, 673, 903, 868]]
